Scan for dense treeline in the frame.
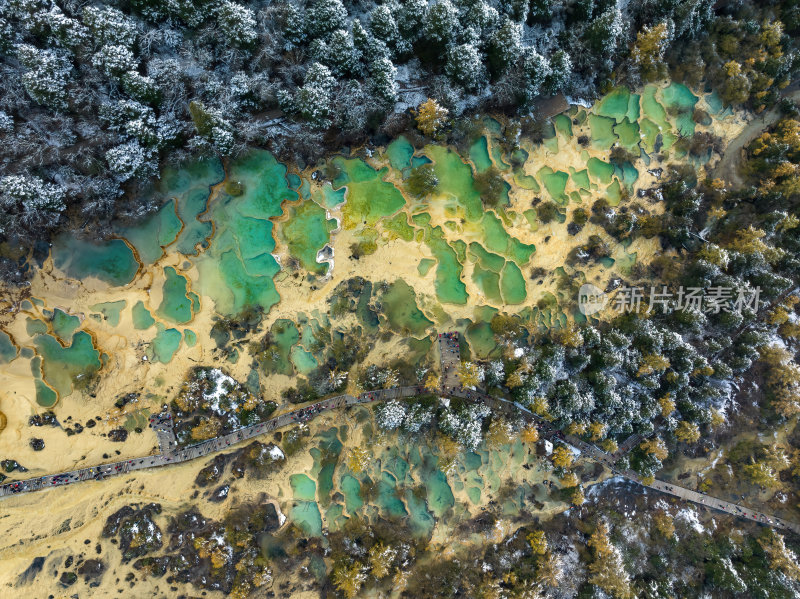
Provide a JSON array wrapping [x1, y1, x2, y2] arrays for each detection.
[[465, 112, 800, 480], [0, 0, 798, 265]]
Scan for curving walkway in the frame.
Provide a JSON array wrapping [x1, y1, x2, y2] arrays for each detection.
[[0, 333, 797, 536]]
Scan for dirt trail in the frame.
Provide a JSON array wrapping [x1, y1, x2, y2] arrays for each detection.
[[714, 85, 800, 186]]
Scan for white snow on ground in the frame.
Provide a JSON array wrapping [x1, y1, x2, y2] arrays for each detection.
[[565, 96, 593, 108], [275, 503, 286, 526], [676, 507, 707, 534], [269, 446, 285, 460], [203, 368, 236, 413]]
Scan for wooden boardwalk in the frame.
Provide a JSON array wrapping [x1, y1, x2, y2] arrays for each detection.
[[1, 331, 798, 536]]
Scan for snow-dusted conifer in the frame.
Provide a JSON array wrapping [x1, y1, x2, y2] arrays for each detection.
[[217, 1, 257, 48]]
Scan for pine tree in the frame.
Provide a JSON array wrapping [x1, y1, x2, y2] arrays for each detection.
[[631, 22, 671, 82], [92, 44, 137, 76], [456, 361, 480, 387], [16, 44, 72, 109], [332, 561, 367, 598], [368, 543, 396, 579], [445, 43, 486, 90], [368, 56, 397, 106], [82, 5, 137, 47], [587, 523, 633, 598], [370, 4, 409, 57], [521, 47, 550, 102], [0, 174, 67, 236], [306, 0, 347, 39], [551, 445, 573, 469], [759, 531, 800, 580], [674, 420, 700, 443], [415, 98, 449, 136], [105, 140, 157, 181], [326, 29, 360, 77], [217, 1, 258, 48], [291, 62, 336, 128], [424, 371, 440, 391], [397, 0, 427, 43], [283, 3, 307, 49], [424, 0, 459, 46], [585, 7, 625, 57], [487, 17, 521, 77]]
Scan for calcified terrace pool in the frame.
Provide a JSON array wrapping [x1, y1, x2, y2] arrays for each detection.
[[0, 82, 737, 410]]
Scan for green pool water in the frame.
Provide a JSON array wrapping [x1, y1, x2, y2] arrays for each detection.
[[614, 118, 640, 149], [599, 256, 615, 268], [132, 301, 155, 329], [587, 157, 615, 184], [626, 93, 641, 122], [554, 114, 573, 137], [377, 472, 408, 518], [662, 82, 698, 112], [537, 166, 569, 204], [469, 136, 492, 172], [417, 258, 436, 276], [639, 118, 661, 153], [705, 91, 724, 114], [290, 473, 317, 501], [340, 474, 363, 514], [483, 213, 536, 265], [290, 501, 323, 536], [195, 150, 291, 316], [290, 345, 317, 374], [159, 158, 224, 256], [33, 331, 101, 398], [280, 199, 337, 274], [52, 236, 139, 287], [263, 319, 300, 376], [641, 85, 676, 150], [500, 261, 526, 304], [52, 309, 80, 342], [380, 280, 433, 337], [588, 114, 618, 150], [426, 469, 455, 518], [472, 265, 502, 304], [90, 300, 126, 327], [483, 117, 502, 135], [26, 318, 47, 336], [569, 167, 591, 191], [413, 216, 468, 305], [319, 183, 346, 209], [386, 135, 415, 170], [333, 157, 406, 228], [466, 319, 500, 358], [514, 171, 539, 191], [383, 212, 415, 241], [35, 378, 57, 407], [595, 87, 630, 122], [620, 163, 639, 188], [661, 82, 699, 136], [287, 173, 301, 189], [148, 324, 182, 363], [490, 143, 511, 170], [183, 329, 197, 347], [0, 330, 17, 363], [469, 242, 505, 273], [157, 267, 193, 324], [118, 199, 181, 265], [606, 179, 623, 206], [510, 148, 528, 165], [425, 145, 483, 222]]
